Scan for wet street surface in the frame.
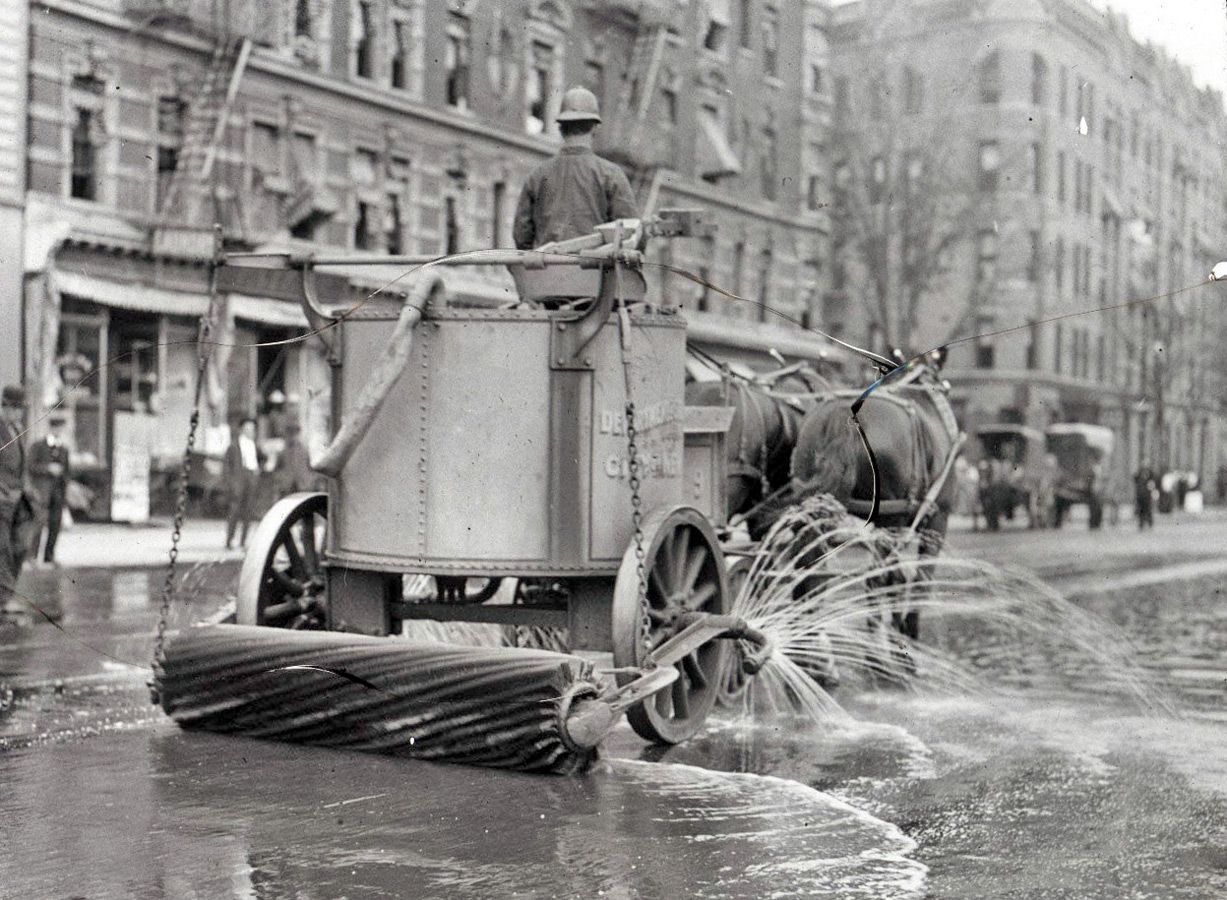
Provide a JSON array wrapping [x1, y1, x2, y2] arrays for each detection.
[[3, 519, 1227, 899]]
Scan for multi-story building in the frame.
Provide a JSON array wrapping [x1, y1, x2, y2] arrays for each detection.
[[21, 0, 835, 515], [0, 2, 28, 387], [828, 0, 1227, 489]]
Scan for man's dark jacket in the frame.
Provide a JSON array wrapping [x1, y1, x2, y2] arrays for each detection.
[[513, 146, 638, 249]]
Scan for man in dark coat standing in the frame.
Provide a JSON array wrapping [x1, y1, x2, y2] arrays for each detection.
[[1, 386, 33, 618], [29, 415, 70, 565], [224, 417, 263, 550], [513, 87, 639, 252], [1134, 460, 1157, 531]]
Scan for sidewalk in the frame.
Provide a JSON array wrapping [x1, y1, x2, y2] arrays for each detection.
[[50, 518, 245, 569]]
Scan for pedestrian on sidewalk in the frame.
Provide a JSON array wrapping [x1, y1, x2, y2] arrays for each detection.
[[29, 415, 70, 565], [1, 386, 36, 619], [224, 417, 263, 550], [1134, 460, 1156, 531], [273, 420, 317, 495]]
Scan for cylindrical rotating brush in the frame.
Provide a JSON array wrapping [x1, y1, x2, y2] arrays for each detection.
[[154, 625, 605, 775]]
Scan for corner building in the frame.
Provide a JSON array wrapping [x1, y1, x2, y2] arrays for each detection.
[[828, 0, 1227, 488]]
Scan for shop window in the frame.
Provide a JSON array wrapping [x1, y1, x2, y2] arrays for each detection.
[[445, 13, 471, 110], [353, 1, 374, 79], [977, 50, 1001, 104], [978, 140, 1000, 192]]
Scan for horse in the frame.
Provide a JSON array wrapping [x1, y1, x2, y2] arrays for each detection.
[[788, 376, 962, 641], [684, 378, 809, 537]]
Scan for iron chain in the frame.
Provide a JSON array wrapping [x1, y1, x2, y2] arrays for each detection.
[[623, 400, 652, 652], [150, 227, 223, 700]]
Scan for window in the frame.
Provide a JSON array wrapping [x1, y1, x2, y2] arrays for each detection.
[[526, 40, 555, 134], [757, 248, 772, 322], [583, 58, 605, 99], [762, 6, 779, 77], [868, 155, 886, 204], [869, 77, 884, 119], [1031, 53, 1047, 106], [155, 94, 185, 207], [739, 0, 752, 49], [704, 18, 728, 52], [661, 76, 678, 126], [351, 147, 378, 187], [1026, 319, 1039, 369], [492, 180, 506, 246], [732, 239, 746, 296], [976, 229, 997, 284], [391, 20, 410, 89], [354, 200, 373, 249], [445, 13, 471, 110], [1054, 237, 1064, 291], [252, 122, 283, 180], [810, 63, 824, 95], [904, 67, 923, 114], [1054, 323, 1063, 373], [1056, 150, 1066, 203], [978, 140, 1000, 191], [70, 108, 97, 200], [761, 125, 778, 199], [975, 343, 995, 369], [445, 195, 460, 254], [1029, 142, 1042, 194], [1072, 239, 1081, 296], [978, 50, 1001, 104], [295, 0, 312, 37], [353, 1, 374, 79], [807, 174, 823, 210], [1027, 229, 1040, 282], [384, 193, 403, 253], [834, 76, 849, 114], [1058, 65, 1068, 116]]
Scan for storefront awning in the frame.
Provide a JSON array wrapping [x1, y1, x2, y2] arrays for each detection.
[[697, 110, 741, 180], [53, 269, 311, 328], [52, 269, 210, 317]]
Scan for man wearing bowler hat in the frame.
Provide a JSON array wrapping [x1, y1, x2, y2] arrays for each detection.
[[513, 86, 639, 252], [29, 414, 71, 565]]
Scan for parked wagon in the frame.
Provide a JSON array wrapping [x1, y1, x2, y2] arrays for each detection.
[[1046, 423, 1114, 529], [972, 424, 1051, 530]]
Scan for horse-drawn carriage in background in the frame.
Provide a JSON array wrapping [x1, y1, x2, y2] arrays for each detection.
[[156, 212, 965, 767], [972, 424, 1053, 530], [1045, 423, 1114, 530]]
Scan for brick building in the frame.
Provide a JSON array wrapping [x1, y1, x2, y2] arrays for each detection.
[[20, 0, 836, 516], [828, 0, 1227, 489]]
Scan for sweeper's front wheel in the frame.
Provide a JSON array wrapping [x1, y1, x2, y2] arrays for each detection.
[[612, 506, 729, 745], [237, 492, 328, 629]]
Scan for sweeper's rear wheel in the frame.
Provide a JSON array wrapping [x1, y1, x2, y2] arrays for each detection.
[[237, 492, 328, 629], [613, 506, 729, 744]]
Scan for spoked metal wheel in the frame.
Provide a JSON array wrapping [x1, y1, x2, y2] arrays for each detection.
[[613, 506, 729, 744], [717, 556, 753, 709], [237, 492, 328, 629]]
